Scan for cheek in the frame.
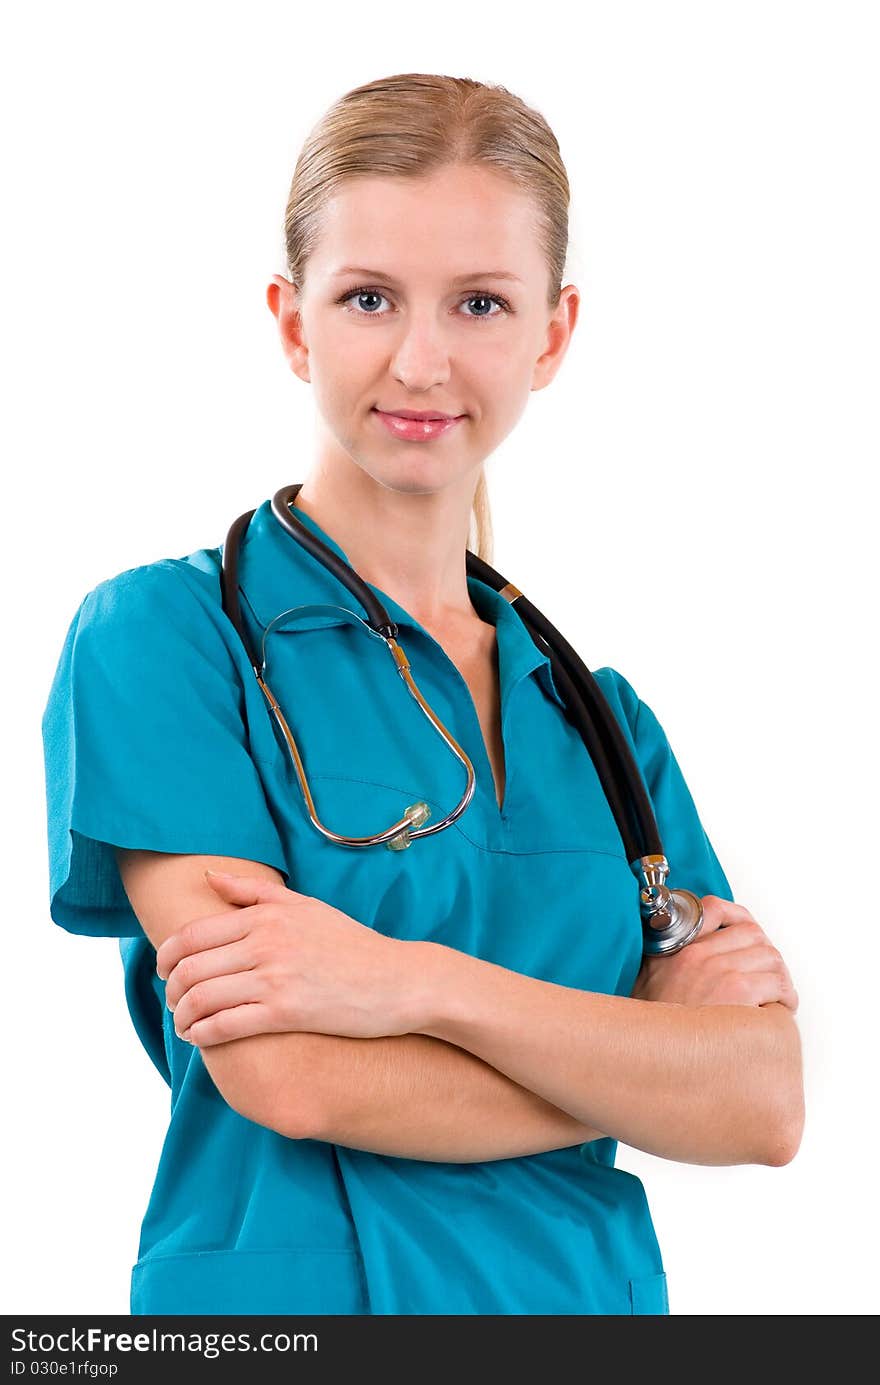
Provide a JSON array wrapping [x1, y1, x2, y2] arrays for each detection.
[[471, 348, 535, 427], [469, 333, 534, 391], [311, 362, 372, 421], [307, 321, 378, 397]]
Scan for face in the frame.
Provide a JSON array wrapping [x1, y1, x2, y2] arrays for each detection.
[[267, 163, 579, 498]]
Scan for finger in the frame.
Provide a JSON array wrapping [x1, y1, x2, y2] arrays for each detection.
[[697, 896, 758, 936], [164, 937, 259, 1011], [776, 987, 799, 1015], [755, 974, 799, 1012], [690, 920, 770, 955], [204, 870, 294, 903], [172, 973, 269, 1039], [182, 1003, 278, 1048], [734, 971, 797, 1008], [156, 908, 259, 980], [700, 941, 782, 970]]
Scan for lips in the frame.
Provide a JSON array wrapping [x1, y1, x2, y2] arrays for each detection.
[[372, 409, 465, 443]]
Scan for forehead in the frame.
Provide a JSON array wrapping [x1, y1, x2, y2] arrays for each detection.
[[309, 165, 544, 278]]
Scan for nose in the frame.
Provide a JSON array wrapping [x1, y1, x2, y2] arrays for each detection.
[[389, 310, 452, 392]]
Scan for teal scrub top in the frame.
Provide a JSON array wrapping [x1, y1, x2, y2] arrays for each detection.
[[41, 496, 734, 1317]]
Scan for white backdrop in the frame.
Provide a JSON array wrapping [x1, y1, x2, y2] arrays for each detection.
[[4, 0, 877, 1317]]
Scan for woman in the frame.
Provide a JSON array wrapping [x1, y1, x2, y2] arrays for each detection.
[[41, 72, 804, 1316]]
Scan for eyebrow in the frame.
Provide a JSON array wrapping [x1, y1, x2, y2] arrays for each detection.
[[330, 265, 524, 285]]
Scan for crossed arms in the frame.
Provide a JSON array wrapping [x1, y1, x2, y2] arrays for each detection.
[[116, 849, 804, 1168]]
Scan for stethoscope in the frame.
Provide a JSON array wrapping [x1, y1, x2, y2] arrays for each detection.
[[220, 483, 704, 957]]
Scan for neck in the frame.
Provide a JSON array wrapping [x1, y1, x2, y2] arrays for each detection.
[[292, 454, 483, 630]]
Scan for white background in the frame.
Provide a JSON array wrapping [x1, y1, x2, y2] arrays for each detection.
[[4, 0, 877, 1316]]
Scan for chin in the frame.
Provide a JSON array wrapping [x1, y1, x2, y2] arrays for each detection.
[[382, 452, 480, 495]]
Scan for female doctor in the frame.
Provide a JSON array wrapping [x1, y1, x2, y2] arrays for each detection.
[[41, 72, 804, 1317]]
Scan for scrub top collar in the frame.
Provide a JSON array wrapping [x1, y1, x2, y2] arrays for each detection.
[[232, 497, 566, 710]]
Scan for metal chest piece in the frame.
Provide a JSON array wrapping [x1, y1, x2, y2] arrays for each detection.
[[635, 854, 704, 955]]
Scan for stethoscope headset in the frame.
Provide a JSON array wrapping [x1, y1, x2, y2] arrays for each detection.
[[220, 483, 704, 956]]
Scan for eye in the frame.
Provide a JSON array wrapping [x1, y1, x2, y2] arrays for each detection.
[[338, 288, 390, 316], [459, 293, 510, 319]]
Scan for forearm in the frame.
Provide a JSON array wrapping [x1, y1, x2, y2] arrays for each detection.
[[248, 1029, 608, 1161], [413, 942, 805, 1168]]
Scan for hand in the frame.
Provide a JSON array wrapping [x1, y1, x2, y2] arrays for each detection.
[[155, 870, 423, 1046], [631, 894, 799, 1012]]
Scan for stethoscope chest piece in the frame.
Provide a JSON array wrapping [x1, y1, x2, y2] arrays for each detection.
[[635, 854, 704, 955]]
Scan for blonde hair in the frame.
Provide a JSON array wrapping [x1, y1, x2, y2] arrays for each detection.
[[282, 73, 571, 564]]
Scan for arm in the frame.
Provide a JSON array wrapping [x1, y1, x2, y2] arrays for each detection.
[[278, 1030, 606, 1161], [115, 848, 607, 1159], [410, 941, 805, 1167]]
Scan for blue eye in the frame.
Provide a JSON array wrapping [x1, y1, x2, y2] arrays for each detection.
[[343, 289, 387, 315], [460, 294, 506, 318]]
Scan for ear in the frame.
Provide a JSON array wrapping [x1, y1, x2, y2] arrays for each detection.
[[266, 274, 310, 383], [531, 282, 580, 392]]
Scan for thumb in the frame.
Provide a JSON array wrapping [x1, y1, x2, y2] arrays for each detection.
[[204, 869, 287, 903]]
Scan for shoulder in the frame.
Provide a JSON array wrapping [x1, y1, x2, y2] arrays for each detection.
[[590, 664, 642, 736], [55, 549, 259, 703], [82, 551, 222, 625], [74, 551, 235, 661]]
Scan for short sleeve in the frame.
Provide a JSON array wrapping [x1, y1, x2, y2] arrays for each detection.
[[40, 561, 290, 938], [596, 667, 735, 904]]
